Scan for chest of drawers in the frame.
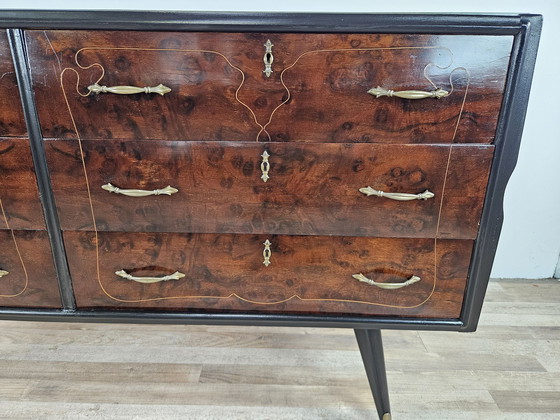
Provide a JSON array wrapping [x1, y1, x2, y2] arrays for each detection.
[[0, 11, 541, 418]]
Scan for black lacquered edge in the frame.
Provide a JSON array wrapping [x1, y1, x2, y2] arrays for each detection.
[[7, 28, 76, 311], [0, 308, 463, 331], [0, 10, 535, 34], [459, 15, 543, 332]]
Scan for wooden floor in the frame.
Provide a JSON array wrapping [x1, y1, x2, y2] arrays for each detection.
[[0, 278, 559, 419]]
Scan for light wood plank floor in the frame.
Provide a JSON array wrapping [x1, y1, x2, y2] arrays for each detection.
[[0, 278, 559, 419]]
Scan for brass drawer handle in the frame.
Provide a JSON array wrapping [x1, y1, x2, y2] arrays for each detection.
[[88, 83, 171, 96], [0, 270, 9, 278], [102, 183, 178, 197], [352, 273, 421, 290], [359, 187, 434, 201], [115, 269, 186, 284], [368, 86, 449, 100], [263, 239, 272, 267], [260, 150, 271, 182]]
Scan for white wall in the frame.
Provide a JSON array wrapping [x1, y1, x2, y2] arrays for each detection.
[[5, 0, 560, 279]]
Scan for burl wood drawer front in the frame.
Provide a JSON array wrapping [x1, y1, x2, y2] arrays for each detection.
[[46, 140, 493, 239], [0, 31, 26, 137], [0, 230, 61, 308], [66, 231, 472, 318], [0, 138, 46, 230], [26, 30, 512, 143]]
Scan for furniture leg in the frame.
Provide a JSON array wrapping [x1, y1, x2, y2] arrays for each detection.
[[354, 329, 391, 420]]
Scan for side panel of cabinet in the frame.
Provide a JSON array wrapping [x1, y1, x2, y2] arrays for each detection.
[[0, 30, 26, 136], [0, 138, 46, 230], [0, 230, 61, 308]]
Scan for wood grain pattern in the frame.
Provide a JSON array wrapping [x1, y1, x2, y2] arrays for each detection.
[[0, 31, 26, 136], [25, 30, 512, 143], [46, 140, 493, 239], [0, 138, 46, 230], [0, 229, 61, 308], [66, 231, 472, 318]]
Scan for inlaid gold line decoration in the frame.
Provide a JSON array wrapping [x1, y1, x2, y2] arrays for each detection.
[[101, 183, 178, 197], [263, 45, 470, 144], [0, 198, 29, 298], [59, 42, 457, 309], [359, 187, 435, 201], [71, 45, 269, 141]]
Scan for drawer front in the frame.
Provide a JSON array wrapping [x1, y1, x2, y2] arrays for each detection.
[[0, 138, 46, 230], [0, 230, 61, 308], [26, 30, 511, 143], [46, 140, 493, 239], [66, 231, 472, 318], [0, 31, 26, 136]]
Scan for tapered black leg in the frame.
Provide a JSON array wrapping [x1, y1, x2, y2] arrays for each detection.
[[354, 329, 391, 420]]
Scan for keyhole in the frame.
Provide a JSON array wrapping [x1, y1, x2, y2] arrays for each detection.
[[265, 52, 272, 63]]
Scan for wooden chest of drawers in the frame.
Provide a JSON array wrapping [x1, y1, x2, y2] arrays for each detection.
[[0, 11, 541, 418]]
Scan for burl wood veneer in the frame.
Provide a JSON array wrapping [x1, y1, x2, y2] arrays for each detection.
[[0, 138, 46, 230], [25, 30, 512, 143], [0, 229, 61, 308], [66, 231, 472, 318], [0, 30, 26, 136], [46, 140, 493, 238]]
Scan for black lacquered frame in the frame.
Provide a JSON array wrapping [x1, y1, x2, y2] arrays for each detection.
[[0, 11, 542, 332]]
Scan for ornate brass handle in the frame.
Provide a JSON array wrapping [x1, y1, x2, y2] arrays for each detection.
[[263, 239, 272, 267], [88, 83, 171, 96], [359, 187, 434, 201], [368, 86, 449, 99], [260, 150, 271, 182], [115, 269, 186, 284], [102, 183, 178, 197], [352, 273, 421, 290], [263, 39, 274, 77], [0, 270, 8, 278]]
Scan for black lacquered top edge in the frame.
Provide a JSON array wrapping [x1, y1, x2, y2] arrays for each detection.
[[0, 10, 539, 34]]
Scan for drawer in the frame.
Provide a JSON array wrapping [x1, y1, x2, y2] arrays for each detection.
[[0, 229, 61, 308], [46, 140, 493, 239], [0, 138, 46, 230], [26, 30, 512, 143], [66, 231, 472, 318], [0, 31, 26, 136]]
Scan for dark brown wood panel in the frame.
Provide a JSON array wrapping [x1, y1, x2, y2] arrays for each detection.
[[0, 229, 61, 308], [0, 30, 26, 136], [46, 140, 493, 239], [0, 138, 45, 230], [25, 30, 511, 143], [66, 231, 472, 318]]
